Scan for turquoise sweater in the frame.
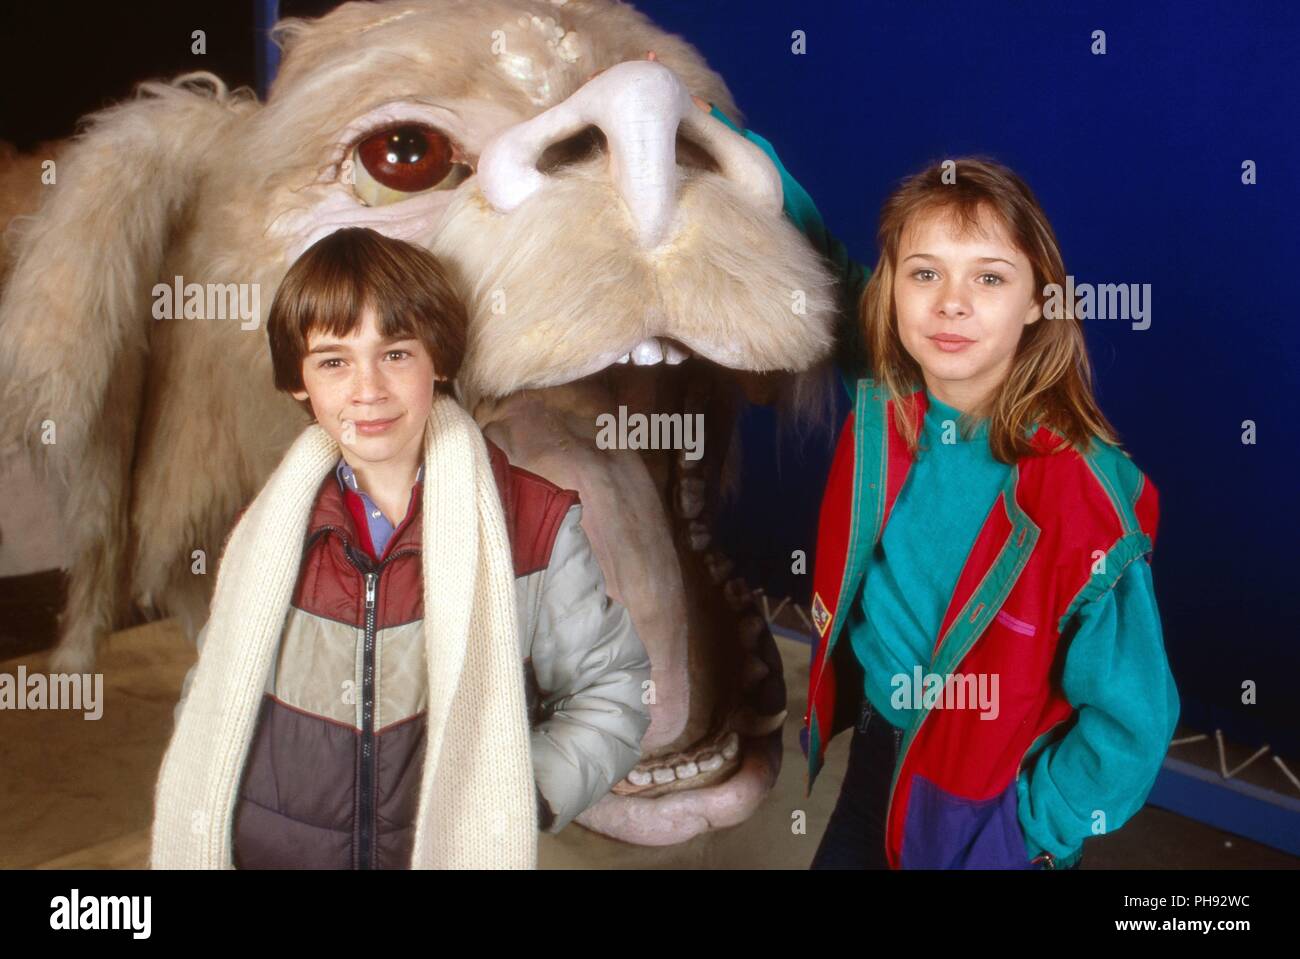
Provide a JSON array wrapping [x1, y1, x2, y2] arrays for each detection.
[[710, 104, 1178, 867], [847, 390, 1010, 730]]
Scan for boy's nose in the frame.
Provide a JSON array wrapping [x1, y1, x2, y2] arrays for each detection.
[[476, 59, 781, 249], [351, 365, 387, 398]]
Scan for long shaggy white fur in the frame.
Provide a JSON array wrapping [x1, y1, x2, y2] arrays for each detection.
[[0, 0, 835, 671]]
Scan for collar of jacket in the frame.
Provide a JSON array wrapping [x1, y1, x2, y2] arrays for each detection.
[[305, 438, 514, 556]]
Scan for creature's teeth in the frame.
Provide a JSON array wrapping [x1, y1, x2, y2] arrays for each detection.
[[674, 760, 700, 779], [720, 731, 740, 760], [651, 766, 676, 785], [738, 615, 765, 651], [705, 552, 735, 585], [697, 752, 725, 773], [627, 768, 653, 786], [676, 477, 705, 519], [663, 340, 690, 365], [615, 353, 631, 364], [687, 520, 710, 552], [724, 576, 752, 611], [631, 338, 664, 365]]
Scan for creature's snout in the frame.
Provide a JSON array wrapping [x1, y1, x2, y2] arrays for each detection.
[[476, 60, 782, 248]]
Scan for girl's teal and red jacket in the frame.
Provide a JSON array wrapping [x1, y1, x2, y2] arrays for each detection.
[[806, 378, 1163, 868], [706, 103, 1179, 869]]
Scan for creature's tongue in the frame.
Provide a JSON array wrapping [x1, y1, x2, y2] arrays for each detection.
[[475, 377, 705, 753]]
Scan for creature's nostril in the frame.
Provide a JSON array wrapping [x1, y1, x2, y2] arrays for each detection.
[[480, 60, 756, 246], [535, 126, 716, 178], [536, 125, 607, 175], [675, 132, 720, 175]]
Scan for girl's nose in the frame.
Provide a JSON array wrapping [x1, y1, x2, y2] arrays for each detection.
[[936, 280, 971, 320]]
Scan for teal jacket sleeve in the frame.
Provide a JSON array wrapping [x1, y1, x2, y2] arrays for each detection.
[[708, 104, 871, 391], [1015, 555, 1180, 868]]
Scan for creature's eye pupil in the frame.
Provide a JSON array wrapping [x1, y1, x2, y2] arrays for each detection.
[[358, 123, 452, 193], [384, 128, 425, 164]]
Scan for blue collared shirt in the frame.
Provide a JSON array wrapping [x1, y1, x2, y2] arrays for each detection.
[[335, 458, 423, 560]]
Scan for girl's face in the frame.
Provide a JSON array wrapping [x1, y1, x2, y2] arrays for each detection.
[[892, 203, 1041, 412], [291, 305, 444, 468]]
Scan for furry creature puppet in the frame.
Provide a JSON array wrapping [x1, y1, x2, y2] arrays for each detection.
[[0, 0, 838, 845]]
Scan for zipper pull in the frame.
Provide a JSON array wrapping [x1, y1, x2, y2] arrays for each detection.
[[365, 572, 377, 609]]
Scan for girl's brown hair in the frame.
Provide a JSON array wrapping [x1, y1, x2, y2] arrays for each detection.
[[860, 157, 1119, 463], [267, 227, 466, 418]]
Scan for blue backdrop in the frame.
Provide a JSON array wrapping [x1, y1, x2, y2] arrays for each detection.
[[625, 0, 1299, 755]]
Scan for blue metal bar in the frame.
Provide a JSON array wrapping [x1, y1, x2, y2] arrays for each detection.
[[769, 622, 814, 646], [255, 0, 281, 100], [1146, 756, 1300, 857]]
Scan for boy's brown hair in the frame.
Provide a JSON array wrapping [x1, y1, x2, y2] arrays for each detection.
[[267, 227, 466, 418], [859, 157, 1120, 463]]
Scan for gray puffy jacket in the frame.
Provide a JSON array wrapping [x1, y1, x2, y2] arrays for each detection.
[[174, 439, 650, 868]]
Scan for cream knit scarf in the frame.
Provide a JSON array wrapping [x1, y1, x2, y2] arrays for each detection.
[[150, 395, 537, 868]]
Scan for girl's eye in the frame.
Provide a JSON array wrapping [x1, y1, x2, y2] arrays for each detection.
[[386, 350, 411, 361], [320, 358, 343, 369], [912, 268, 938, 282], [977, 273, 1005, 286]]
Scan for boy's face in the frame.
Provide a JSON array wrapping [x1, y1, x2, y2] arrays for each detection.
[[892, 203, 1041, 410], [291, 305, 445, 468]]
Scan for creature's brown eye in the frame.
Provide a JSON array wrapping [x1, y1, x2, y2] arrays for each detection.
[[358, 124, 451, 191], [350, 124, 470, 205]]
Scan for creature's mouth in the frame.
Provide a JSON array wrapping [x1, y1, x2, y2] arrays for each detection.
[[475, 345, 788, 844]]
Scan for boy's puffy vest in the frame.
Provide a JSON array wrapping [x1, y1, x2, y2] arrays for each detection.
[[231, 440, 576, 868], [804, 379, 1159, 869]]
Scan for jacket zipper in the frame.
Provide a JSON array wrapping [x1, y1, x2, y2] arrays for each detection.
[[307, 524, 419, 869], [357, 569, 378, 869]]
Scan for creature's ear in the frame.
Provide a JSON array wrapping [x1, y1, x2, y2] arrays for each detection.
[[0, 71, 256, 670], [0, 71, 255, 463], [0, 70, 256, 462]]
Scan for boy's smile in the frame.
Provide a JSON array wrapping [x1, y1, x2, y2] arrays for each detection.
[[354, 413, 403, 435]]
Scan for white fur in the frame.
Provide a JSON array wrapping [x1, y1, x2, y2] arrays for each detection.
[[0, 0, 835, 670]]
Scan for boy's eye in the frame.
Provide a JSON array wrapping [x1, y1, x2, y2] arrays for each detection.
[[316, 351, 410, 369], [977, 273, 1005, 286]]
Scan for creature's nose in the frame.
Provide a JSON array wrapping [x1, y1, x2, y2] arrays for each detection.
[[477, 60, 782, 248]]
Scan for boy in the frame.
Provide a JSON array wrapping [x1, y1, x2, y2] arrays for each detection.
[[152, 227, 650, 869]]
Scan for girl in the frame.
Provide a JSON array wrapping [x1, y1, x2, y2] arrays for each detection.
[[706, 105, 1179, 869]]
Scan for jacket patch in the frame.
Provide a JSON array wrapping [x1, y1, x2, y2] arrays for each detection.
[[811, 592, 832, 637]]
